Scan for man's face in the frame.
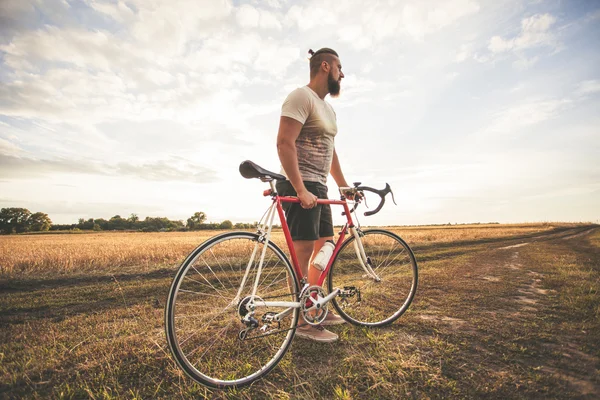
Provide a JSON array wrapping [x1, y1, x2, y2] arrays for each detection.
[[327, 57, 344, 97]]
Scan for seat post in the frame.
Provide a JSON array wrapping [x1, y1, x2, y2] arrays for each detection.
[[269, 180, 276, 193]]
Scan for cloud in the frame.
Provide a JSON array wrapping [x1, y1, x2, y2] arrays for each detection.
[[0, 137, 23, 156], [576, 80, 600, 96], [1, 26, 136, 71], [117, 158, 218, 183], [483, 98, 571, 135], [88, 0, 137, 24], [284, 0, 480, 48], [0, 0, 297, 131], [0, 155, 108, 178], [0, 154, 218, 183], [399, 0, 480, 41], [455, 44, 472, 62], [512, 55, 539, 70], [488, 13, 557, 53], [236, 4, 282, 30]]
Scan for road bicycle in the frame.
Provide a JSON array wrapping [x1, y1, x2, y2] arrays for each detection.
[[165, 160, 418, 389]]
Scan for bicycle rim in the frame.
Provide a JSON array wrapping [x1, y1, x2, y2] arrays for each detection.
[[328, 229, 418, 327], [165, 232, 299, 388]]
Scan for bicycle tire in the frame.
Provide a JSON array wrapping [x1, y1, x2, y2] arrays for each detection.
[[327, 229, 418, 327], [165, 231, 299, 388]]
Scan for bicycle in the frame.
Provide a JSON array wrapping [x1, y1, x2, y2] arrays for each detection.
[[165, 160, 418, 389]]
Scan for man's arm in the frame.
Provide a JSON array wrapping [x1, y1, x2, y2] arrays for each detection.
[[331, 148, 363, 200], [330, 148, 350, 188], [276, 116, 317, 208]]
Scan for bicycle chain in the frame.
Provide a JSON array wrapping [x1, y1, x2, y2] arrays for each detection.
[[238, 291, 307, 341], [239, 321, 311, 341]]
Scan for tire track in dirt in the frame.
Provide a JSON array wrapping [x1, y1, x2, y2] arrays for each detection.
[[493, 229, 600, 398], [417, 226, 599, 397], [417, 227, 597, 328], [496, 226, 597, 250]]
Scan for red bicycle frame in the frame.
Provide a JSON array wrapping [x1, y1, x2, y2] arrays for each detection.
[[267, 192, 356, 287]]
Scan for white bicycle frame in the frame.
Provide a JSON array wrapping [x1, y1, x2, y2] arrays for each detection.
[[232, 183, 381, 323]]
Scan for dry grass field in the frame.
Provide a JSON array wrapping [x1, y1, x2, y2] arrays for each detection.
[[0, 223, 561, 277], [1, 223, 599, 399]]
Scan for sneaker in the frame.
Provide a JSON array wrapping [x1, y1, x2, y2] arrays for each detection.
[[295, 325, 339, 342], [320, 312, 346, 326]]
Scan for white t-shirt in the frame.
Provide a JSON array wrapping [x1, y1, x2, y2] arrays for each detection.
[[280, 86, 338, 185]]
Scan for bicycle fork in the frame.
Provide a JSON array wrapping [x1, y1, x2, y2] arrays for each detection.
[[349, 226, 381, 282]]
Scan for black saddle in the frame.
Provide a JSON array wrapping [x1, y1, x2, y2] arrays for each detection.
[[239, 160, 286, 182]]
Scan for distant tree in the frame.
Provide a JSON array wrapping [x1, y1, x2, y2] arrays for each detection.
[[0, 208, 32, 234], [187, 212, 207, 230], [94, 218, 108, 230], [219, 220, 233, 229], [143, 216, 169, 231], [50, 223, 77, 231], [168, 220, 185, 231], [77, 218, 94, 230], [234, 222, 254, 229], [108, 215, 127, 230], [29, 212, 52, 232]]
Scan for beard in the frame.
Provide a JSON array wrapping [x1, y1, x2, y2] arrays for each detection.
[[327, 71, 341, 97]]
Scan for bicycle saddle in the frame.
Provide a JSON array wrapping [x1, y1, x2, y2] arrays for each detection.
[[239, 160, 286, 181]]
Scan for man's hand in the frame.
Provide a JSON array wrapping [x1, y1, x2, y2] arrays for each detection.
[[342, 189, 364, 202], [298, 189, 318, 209]]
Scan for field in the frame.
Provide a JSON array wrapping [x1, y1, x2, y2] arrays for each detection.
[[1, 223, 599, 399]]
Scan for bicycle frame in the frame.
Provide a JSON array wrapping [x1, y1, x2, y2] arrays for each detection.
[[235, 181, 382, 321]]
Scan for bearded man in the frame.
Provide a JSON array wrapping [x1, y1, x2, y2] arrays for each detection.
[[276, 48, 354, 342]]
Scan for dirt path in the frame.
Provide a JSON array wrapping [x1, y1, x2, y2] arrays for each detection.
[[413, 226, 600, 399]]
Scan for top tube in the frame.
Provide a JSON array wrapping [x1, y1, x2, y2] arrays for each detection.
[[278, 196, 347, 206]]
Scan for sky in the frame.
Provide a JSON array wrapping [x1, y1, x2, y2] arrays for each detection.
[[0, 0, 599, 226]]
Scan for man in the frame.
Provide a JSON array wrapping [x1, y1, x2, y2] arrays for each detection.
[[276, 48, 353, 342]]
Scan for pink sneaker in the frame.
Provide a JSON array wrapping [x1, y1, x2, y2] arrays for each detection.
[[320, 312, 346, 326], [296, 325, 338, 342]]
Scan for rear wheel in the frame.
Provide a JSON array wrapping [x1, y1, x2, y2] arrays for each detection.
[[328, 229, 418, 327], [165, 232, 299, 388]]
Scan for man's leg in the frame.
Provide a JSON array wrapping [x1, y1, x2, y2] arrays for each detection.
[[293, 238, 339, 341], [293, 239, 315, 281], [310, 236, 346, 326]]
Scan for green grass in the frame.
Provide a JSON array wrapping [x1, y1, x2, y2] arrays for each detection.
[[1, 225, 599, 399]]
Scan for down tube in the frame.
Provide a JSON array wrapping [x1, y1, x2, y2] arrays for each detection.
[[275, 197, 302, 280], [317, 201, 354, 287]]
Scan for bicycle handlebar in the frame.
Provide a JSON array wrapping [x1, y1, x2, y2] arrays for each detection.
[[340, 183, 397, 217]]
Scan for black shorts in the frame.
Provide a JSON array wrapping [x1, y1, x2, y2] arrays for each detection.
[[275, 180, 334, 241]]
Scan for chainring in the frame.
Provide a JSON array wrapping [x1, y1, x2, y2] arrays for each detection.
[[299, 285, 328, 325]]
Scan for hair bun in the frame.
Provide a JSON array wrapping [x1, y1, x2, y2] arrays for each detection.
[[308, 49, 315, 56]]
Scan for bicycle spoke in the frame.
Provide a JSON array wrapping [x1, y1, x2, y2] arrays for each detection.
[[190, 264, 232, 299], [182, 276, 231, 302], [178, 305, 234, 346], [209, 247, 237, 290], [200, 257, 229, 293], [189, 319, 236, 361]]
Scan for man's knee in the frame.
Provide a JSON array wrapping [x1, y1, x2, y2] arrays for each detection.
[[293, 240, 315, 271], [294, 240, 315, 254]]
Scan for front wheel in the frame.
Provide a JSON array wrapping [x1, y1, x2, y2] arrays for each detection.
[[165, 232, 299, 389], [328, 229, 418, 327]]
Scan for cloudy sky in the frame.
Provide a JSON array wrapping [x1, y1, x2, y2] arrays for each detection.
[[1, 0, 599, 226]]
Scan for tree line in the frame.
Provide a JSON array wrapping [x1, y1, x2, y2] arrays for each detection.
[[0, 208, 259, 234]]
